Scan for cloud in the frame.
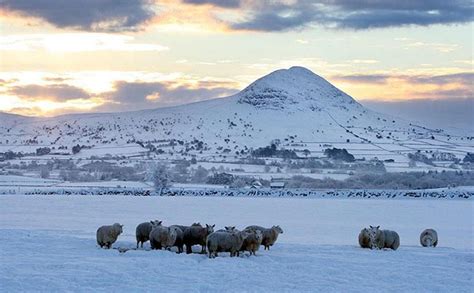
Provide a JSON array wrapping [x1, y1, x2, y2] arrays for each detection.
[[43, 77, 71, 83], [405, 41, 460, 53], [0, 78, 19, 86], [332, 72, 473, 104], [225, 0, 473, 31], [362, 98, 474, 131], [99, 80, 238, 111], [1, 75, 241, 115], [2, 0, 472, 33], [328, 0, 473, 29], [334, 72, 474, 86], [296, 39, 309, 44], [352, 59, 378, 64], [230, 1, 319, 32], [334, 74, 389, 84], [0, 33, 168, 52], [0, 0, 155, 32], [8, 84, 91, 101], [182, 0, 240, 8], [406, 72, 474, 85]]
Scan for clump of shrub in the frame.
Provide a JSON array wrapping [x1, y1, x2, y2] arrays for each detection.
[[324, 148, 355, 162]]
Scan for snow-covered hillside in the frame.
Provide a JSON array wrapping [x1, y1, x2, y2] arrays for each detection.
[[1, 67, 472, 182], [1, 66, 468, 150]]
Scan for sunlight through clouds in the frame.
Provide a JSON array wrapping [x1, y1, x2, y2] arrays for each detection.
[[0, 33, 168, 52], [0, 1, 471, 116]]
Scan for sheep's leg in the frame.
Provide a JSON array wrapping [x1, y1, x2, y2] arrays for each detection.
[[186, 245, 192, 254], [200, 245, 207, 254], [136, 241, 139, 249]]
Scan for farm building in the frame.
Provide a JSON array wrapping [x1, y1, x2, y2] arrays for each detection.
[[270, 181, 286, 189]]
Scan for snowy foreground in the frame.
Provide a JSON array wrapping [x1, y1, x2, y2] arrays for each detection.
[[0, 195, 473, 292]]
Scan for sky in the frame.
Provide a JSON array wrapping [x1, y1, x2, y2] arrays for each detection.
[[0, 0, 472, 128]]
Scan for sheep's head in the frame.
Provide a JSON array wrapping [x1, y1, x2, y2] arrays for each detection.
[[150, 220, 161, 226], [113, 223, 123, 234], [368, 225, 380, 248], [151, 221, 162, 228], [236, 230, 250, 241], [424, 235, 434, 247], [255, 230, 263, 241], [206, 224, 215, 234], [273, 225, 284, 234], [225, 226, 237, 232], [171, 226, 181, 233]]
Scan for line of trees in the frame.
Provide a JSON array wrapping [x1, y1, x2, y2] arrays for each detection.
[[286, 170, 473, 189]]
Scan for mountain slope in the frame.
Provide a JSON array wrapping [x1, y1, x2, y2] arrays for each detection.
[[0, 67, 465, 159]]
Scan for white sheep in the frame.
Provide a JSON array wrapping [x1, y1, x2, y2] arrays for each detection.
[[207, 230, 249, 258], [135, 220, 161, 248], [245, 225, 283, 250], [420, 229, 438, 247], [169, 225, 184, 253], [368, 226, 400, 250], [183, 224, 215, 254], [96, 223, 123, 249], [149, 225, 178, 250], [240, 230, 263, 256], [216, 226, 238, 233], [358, 228, 371, 249]]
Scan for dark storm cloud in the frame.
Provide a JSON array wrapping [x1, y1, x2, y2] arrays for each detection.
[[2, 0, 471, 32], [228, 0, 473, 31], [0, 0, 155, 32]]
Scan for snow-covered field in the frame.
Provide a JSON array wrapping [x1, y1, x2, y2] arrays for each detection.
[[0, 194, 472, 292]]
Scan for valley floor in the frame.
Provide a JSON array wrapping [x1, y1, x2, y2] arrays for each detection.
[[0, 195, 472, 292]]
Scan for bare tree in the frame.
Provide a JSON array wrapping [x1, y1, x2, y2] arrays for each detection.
[[149, 163, 170, 195]]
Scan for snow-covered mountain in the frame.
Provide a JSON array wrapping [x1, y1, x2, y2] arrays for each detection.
[[0, 66, 466, 158]]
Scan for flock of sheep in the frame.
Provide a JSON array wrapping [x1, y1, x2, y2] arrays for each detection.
[[96, 222, 438, 258], [358, 226, 439, 250], [96, 221, 284, 258]]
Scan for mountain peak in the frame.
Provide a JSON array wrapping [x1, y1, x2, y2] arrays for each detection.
[[261, 66, 324, 83], [237, 66, 357, 110], [287, 65, 319, 75]]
